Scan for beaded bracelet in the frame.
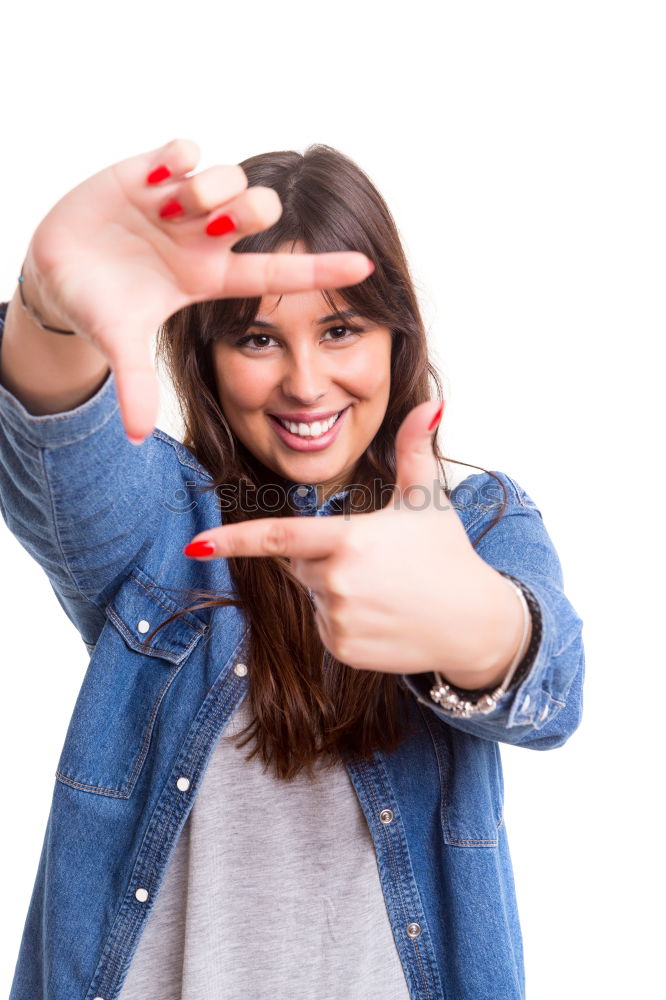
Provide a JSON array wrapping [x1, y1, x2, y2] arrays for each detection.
[[429, 572, 543, 718], [17, 262, 76, 335]]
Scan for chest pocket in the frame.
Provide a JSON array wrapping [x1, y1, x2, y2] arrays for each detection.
[[56, 566, 208, 799], [420, 706, 505, 847]]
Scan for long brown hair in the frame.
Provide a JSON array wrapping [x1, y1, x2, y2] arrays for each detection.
[[151, 144, 508, 781]]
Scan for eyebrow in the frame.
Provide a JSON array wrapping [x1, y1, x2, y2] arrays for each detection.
[[251, 310, 361, 330]]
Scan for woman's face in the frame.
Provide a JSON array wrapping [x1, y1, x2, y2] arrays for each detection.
[[212, 242, 392, 504]]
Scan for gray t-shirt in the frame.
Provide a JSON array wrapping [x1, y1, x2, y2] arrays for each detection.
[[118, 696, 412, 1000]]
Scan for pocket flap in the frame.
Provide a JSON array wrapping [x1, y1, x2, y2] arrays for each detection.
[[106, 565, 208, 665]]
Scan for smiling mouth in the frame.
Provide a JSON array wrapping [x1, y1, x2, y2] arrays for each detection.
[[268, 407, 349, 440]]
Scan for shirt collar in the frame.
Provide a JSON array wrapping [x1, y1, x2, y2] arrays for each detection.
[[282, 480, 350, 517]]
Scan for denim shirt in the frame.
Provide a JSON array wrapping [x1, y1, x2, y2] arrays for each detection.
[[0, 301, 585, 1000]]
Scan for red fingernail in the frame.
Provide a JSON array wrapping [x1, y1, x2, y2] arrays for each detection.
[[205, 214, 236, 237], [428, 402, 444, 432], [127, 435, 145, 445], [183, 540, 216, 558], [147, 164, 171, 184], [159, 198, 185, 220]]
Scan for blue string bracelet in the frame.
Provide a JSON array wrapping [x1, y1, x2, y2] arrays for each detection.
[[17, 263, 76, 335]]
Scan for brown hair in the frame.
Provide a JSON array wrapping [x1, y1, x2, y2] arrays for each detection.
[[151, 144, 508, 781]]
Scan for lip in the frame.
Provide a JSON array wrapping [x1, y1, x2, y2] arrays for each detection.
[[268, 405, 351, 452], [269, 408, 347, 423]]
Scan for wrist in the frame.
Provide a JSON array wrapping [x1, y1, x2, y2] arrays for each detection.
[[17, 256, 75, 335], [482, 569, 533, 681], [429, 574, 542, 718], [436, 565, 531, 691]]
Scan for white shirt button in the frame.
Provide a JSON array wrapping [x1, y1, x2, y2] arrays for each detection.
[[234, 662, 248, 677], [176, 776, 190, 792], [406, 922, 422, 938], [296, 485, 309, 496], [379, 809, 394, 824], [137, 620, 150, 634], [135, 887, 149, 903]]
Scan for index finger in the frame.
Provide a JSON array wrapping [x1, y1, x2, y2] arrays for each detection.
[[223, 250, 374, 297], [183, 515, 346, 560]]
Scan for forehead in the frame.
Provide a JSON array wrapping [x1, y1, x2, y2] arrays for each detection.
[[255, 287, 351, 324]]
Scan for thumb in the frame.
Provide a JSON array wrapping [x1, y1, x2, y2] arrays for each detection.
[[106, 329, 160, 444], [393, 400, 444, 506]]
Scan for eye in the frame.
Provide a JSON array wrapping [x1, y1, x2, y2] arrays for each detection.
[[234, 333, 277, 352], [321, 325, 362, 343]]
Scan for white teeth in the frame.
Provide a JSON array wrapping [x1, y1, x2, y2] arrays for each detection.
[[277, 411, 341, 438]]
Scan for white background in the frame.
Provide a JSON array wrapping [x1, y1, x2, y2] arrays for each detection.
[[0, 1, 663, 996]]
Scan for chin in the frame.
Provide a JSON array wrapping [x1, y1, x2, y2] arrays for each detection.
[[281, 458, 349, 483], [281, 463, 343, 482]]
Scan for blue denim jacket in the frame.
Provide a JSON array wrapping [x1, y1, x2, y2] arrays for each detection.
[[0, 301, 585, 1000]]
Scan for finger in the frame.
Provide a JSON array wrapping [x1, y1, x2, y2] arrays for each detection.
[[104, 324, 160, 442], [183, 515, 345, 560], [152, 164, 249, 225], [115, 137, 202, 191], [202, 183, 283, 238], [393, 400, 445, 504], [148, 182, 282, 244], [222, 247, 375, 297]]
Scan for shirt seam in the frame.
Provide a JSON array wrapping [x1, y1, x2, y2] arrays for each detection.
[[151, 428, 213, 480], [39, 443, 102, 616]]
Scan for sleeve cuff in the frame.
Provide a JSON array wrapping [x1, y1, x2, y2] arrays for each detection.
[[399, 576, 570, 736], [0, 301, 118, 448]]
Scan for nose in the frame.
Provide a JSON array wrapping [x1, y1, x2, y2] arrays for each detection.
[[280, 349, 329, 404]]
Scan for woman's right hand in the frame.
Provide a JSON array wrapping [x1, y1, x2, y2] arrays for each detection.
[[21, 138, 374, 441]]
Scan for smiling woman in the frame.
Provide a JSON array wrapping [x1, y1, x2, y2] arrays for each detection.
[[0, 138, 584, 1000], [211, 272, 393, 499]]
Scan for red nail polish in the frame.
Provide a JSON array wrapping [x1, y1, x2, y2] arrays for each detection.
[[428, 402, 444, 432], [159, 198, 185, 220], [205, 214, 236, 237], [147, 164, 171, 184], [183, 540, 216, 558]]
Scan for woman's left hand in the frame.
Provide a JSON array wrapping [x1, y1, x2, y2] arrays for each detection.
[[183, 401, 519, 681]]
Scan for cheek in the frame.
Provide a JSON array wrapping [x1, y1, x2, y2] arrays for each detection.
[[214, 353, 273, 412], [348, 343, 391, 400]]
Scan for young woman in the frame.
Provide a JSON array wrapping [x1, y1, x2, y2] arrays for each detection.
[[0, 138, 585, 1000]]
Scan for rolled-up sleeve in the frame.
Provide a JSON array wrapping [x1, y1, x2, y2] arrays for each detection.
[[0, 301, 171, 647], [400, 471, 585, 750]]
